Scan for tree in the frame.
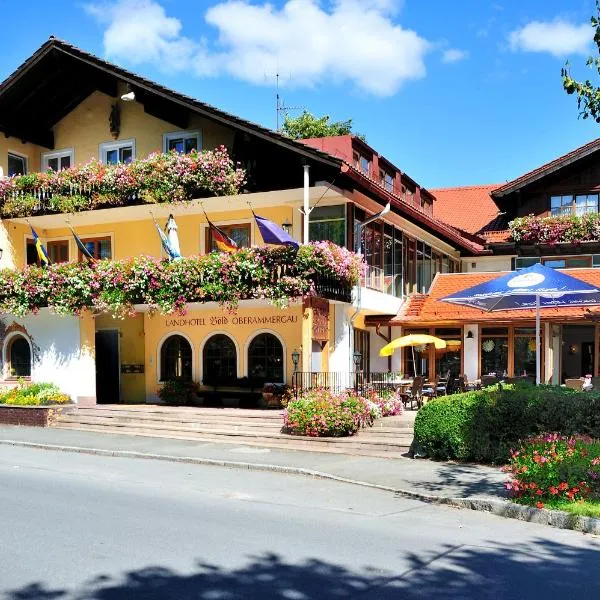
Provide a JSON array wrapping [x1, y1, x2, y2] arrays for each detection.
[[562, 1, 600, 122], [282, 110, 362, 140]]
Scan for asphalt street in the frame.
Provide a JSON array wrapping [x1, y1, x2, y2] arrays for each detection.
[[0, 445, 599, 599]]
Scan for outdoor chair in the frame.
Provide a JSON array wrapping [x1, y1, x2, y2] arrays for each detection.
[[423, 375, 448, 399], [403, 376, 424, 409], [481, 375, 499, 388], [565, 378, 584, 391]]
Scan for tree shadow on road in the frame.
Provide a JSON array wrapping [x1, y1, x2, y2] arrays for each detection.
[[4, 539, 600, 600]]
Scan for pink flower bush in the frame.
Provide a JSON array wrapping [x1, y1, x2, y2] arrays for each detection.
[[509, 213, 600, 245], [283, 388, 375, 437], [366, 388, 404, 416], [0, 147, 246, 217], [0, 242, 363, 317]]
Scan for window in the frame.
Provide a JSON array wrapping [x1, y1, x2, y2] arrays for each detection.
[[480, 327, 508, 377], [205, 223, 250, 253], [48, 240, 69, 263], [514, 328, 536, 377], [550, 194, 599, 216], [379, 168, 394, 192], [309, 205, 346, 246], [163, 131, 201, 154], [160, 335, 192, 381], [100, 140, 135, 164], [352, 150, 370, 176], [542, 256, 591, 269], [42, 149, 73, 172], [26, 238, 68, 265], [514, 257, 540, 270], [248, 333, 284, 382], [79, 237, 112, 260], [8, 153, 26, 176], [203, 334, 237, 381], [6, 335, 31, 377], [435, 328, 462, 378], [403, 329, 428, 377]]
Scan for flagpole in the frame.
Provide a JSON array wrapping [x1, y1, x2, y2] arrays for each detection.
[[536, 293, 541, 385]]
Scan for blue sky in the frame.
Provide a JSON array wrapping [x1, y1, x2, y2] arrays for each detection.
[[1, 0, 599, 188]]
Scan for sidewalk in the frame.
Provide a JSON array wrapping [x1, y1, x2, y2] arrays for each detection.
[[0, 424, 506, 501]]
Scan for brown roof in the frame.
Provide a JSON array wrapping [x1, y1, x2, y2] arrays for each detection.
[[431, 184, 502, 235], [384, 269, 600, 325], [493, 137, 600, 198]]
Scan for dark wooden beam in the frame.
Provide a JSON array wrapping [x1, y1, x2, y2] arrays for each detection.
[[141, 92, 189, 129], [0, 127, 53, 149]]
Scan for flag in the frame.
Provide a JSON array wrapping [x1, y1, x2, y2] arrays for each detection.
[[208, 220, 238, 253], [29, 225, 50, 267], [253, 213, 299, 251], [69, 226, 94, 261], [153, 220, 181, 260]]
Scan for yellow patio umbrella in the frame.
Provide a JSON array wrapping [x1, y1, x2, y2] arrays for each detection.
[[379, 334, 447, 376]]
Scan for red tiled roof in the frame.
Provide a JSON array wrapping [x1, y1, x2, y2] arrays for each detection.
[[493, 137, 600, 197], [431, 184, 502, 235], [387, 269, 600, 325]]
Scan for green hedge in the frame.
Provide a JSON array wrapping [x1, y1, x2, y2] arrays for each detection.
[[413, 384, 600, 464]]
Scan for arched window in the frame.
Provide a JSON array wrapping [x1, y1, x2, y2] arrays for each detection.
[[160, 335, 192, 381], [7, 335, 31, 377], [248, 333, 284, 382], [203, 334, 237, 381]]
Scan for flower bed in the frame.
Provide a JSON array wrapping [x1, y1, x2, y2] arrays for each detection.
[[366, 388, 404, 417], [509, 213, 600, 245], [0, 381, 71, 406], [504, 434, 600, 510], [283, 388, 375, 437], [0, 242, 363, 317], [0, 147, 246, 217]]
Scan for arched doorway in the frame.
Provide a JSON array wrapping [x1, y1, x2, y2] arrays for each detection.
[[203, 334, 237, 382], [6, 335, 31, 377], [160, 334, 193, 381], [248, 333, 284, 382]]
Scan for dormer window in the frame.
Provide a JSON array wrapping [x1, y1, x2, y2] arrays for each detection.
[[550, 193, 599, 216], [352, 150, 370, 176], [379, 168, 394, 192]]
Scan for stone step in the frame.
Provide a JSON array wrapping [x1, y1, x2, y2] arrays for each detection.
[[53, 423, 411, 458], [59, 413, 285, 429], [55, 416, 413, 447], [75, 407, 285, 420]]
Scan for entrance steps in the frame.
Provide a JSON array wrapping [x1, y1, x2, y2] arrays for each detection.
[[53, 405, 416, 458]]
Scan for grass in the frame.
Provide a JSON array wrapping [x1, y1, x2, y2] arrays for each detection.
[[541, 499, 600, 519]]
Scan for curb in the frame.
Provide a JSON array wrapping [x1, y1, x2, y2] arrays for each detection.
[[1, 438, 599, 535]]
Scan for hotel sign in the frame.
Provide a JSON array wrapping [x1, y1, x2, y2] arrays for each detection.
[[306, 297, 329, 342], [165, 314, 299, 327]]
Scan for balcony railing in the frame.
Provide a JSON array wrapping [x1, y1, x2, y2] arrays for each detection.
[[292, 371, 408, 397], [361, 265, 399, 296]]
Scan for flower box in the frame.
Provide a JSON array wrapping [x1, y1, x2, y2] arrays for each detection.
[[509, 213, 600, 245], [0, 404, 73, 427]]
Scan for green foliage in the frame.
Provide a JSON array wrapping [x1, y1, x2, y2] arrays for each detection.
[[0, 381, 71, 406], [282, 111, 359, 140], [283, 388, 374, 437], [561, 0, 600, 122], [505, 434, 600, 508], [158, 379, 200, 405], [413, 384, 600, 464]]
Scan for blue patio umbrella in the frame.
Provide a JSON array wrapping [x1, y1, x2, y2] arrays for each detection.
[[440, 263, 600, 385]]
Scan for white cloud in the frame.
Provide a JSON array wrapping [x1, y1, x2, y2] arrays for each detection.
[[508, 19, 592, 57], [85, 0, 431, 96], [442, 48, 468, 64]]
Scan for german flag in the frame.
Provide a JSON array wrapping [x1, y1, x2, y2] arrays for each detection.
[[208, 220, 238, 253], [29, 225, 50, 267]]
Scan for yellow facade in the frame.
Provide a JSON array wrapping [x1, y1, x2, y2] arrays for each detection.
[[143, 304, 306, 400]]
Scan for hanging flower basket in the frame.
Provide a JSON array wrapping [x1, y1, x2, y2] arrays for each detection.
[[482, 339, 495, 353]]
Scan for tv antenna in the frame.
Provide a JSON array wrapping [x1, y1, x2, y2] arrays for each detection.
[[275, 72, 302, 131]]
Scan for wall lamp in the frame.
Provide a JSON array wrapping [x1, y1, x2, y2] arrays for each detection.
[[0, 248, 3, 260], [120, 84, 136, 102], [466, 330, 474, 339], [291, 349, 300, 372], [353, 350, 362, 370]]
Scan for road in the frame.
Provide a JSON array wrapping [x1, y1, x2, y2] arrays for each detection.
[[0, 446, 599, 599]]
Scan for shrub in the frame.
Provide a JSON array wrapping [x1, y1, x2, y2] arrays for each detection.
[[0, 381, 71, 406], [504, 434, 600, 507], [413, 383, 600, 463], [158, 379, 200, 405], [283, 388, 374, 437]]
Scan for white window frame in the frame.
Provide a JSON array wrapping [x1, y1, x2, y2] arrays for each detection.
[[7, 151, 28, 176], [99, 139, 136, 164], [41, 148, 74, 172], [163, 130, 202, 153]]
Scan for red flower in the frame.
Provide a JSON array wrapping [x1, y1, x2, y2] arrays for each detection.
[[536, 502, 545, 509]]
